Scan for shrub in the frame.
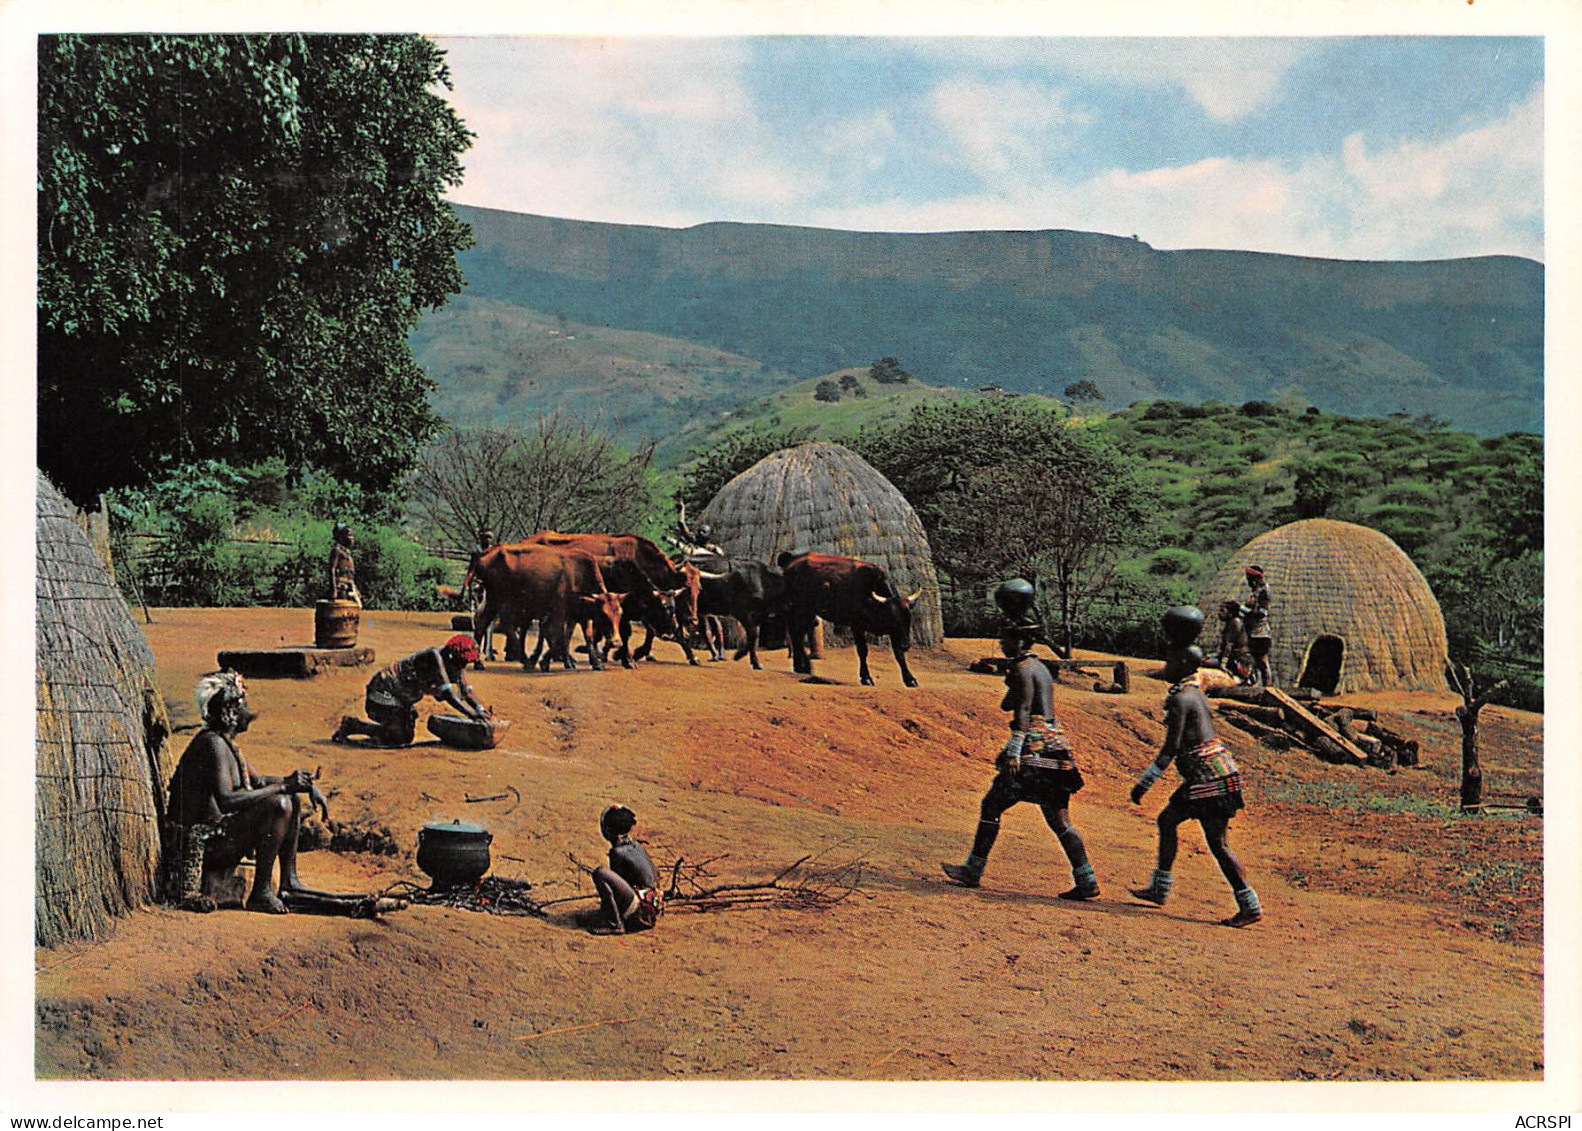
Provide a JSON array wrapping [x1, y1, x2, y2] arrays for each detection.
[[1145, 547, 1203, 577]]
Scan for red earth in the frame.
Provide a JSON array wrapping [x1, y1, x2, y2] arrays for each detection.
[[35, 608, 1544, 1081]]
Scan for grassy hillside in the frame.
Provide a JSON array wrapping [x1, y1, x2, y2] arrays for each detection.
[[434, 203, 1543, 437], [409, 294, 797, 447], [660, 366, 1030, 466]]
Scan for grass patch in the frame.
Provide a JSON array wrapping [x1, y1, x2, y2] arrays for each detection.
[[1265, 777, 1473, 820]]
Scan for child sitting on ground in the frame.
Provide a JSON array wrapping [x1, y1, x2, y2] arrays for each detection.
[[590, 805, 663, 935]]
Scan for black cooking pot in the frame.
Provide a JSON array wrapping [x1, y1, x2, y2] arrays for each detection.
[[416, 818, 493, 888]]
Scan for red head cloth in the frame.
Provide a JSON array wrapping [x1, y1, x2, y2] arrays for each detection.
[[444, 634, 480, 664], [1244, 566, 1265, 579]]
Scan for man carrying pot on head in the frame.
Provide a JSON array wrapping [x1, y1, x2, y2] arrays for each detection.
[[1129, 607, 1262, 928], [941, 611, 1101, 900], [333, 635, 490, 748]]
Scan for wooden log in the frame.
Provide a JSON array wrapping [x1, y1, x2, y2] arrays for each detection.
[[1367, 723, 1421, 767], [1205, 684, 1268, 703], [1215, 702, 1288, 727], [1324, 704, 1377, 722], [1266, 688, 1369, 765], [1217, 714, 1303, 751]]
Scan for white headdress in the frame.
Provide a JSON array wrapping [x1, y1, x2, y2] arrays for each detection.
[[195, 670, 248, 726]]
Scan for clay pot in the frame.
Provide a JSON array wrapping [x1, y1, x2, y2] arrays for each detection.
[[314, 599, 360, 649], [416, 819, 492, 888]]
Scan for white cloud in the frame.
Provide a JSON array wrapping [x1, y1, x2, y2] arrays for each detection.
[[438, 36, 825, 224], [908, 38, 1312, 122], [928, 78, 1089, 180], [805, 87, 1543, 262]]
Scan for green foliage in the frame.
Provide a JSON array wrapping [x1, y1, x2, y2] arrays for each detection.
[[814, 379, 842, 403], [1063, 379, 1103, 404], [39, 34, 474, 506], [1145, 548, 1202, 577], [109, 459, 443, 608], [678, 425, 809, 515], [868, 357, 912, 384], [1100, 402, 1542, 706], [852, 398, 1160, 650]]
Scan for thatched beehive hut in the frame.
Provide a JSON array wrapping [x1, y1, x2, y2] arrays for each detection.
[[36, 472, 175, 946], [699, 442, 944, 645], [1199, 518, 1448, 695]]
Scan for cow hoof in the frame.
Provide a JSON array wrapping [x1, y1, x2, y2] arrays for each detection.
[[905, 677, 920, 688], [861, 677, 875, 687], [472, 661, 485, 671]]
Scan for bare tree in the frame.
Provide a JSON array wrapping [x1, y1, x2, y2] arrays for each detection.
[[408, 415, 657, 553], [1446, 662, 1509, 812]]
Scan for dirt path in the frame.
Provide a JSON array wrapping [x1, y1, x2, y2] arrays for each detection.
[[35, 609, 1543, 1080]]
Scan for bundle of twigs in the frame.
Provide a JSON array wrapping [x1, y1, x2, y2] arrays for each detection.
[[381, 876, 547, 917], [543, 838, 873, 915]]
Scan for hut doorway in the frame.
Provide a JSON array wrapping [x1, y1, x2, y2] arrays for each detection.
[[1298, 635, 1345, 695]]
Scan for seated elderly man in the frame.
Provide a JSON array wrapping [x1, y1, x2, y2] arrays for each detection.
[[167, 671, 330, 914]]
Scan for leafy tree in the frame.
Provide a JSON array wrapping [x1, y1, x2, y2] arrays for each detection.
[[38, 34, 474, 506], [854, 398, 1159, 651], [1063, 379, 1103, 404], [868, 357, 912, 384], [813, 379, 842, 403], [408, 417, 657, 551], [677, 425, 808, 515], [838, 373, 860, 391]]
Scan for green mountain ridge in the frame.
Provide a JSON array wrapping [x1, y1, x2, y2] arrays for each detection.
[[413, 203, 1543, 440]]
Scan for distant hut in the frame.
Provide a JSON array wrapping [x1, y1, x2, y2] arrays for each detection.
[[36, 472, 175, 946], [699, 442, 944, 646], [1200, 518, 1448, 695]]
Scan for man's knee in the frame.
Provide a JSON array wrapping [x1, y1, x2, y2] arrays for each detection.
[[1041, 806, 1072, 835]]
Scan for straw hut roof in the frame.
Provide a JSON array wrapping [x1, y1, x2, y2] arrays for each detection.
[[36, 471, 175, 946], [1199, 518, 1448, 695], [699, 442, 944, 646]]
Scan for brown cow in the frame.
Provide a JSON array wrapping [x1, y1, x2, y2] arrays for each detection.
[[466, 544, 625, 672], [525, 531, 697, 631], [779, 551, 922, 687], [522, 532, 699, 662]]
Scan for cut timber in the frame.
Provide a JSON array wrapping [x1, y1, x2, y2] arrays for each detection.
[[1265, 688, 1368, 765], [216, 646, 375, 680], [1215, 702, 1288, 728]]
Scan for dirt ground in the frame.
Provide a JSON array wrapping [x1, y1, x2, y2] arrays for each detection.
[[35, 608, 1544, 1081]]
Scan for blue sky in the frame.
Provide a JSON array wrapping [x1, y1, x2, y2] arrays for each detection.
[[433, 36, 1542, 263]]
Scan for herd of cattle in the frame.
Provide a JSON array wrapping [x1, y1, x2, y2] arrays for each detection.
[[462, 532, 923, 687]]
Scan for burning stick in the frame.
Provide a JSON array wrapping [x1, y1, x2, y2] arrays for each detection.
[[464, 784, 521, 813]]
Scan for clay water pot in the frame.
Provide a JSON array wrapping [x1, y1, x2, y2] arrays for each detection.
[[416, 819, 493, 888], [314, 599, 360, 649]]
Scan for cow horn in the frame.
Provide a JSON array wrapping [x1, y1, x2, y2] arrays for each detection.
[[870, 591, 889, 604], [906, 589, 922, 604], [694, 568, 728, 579]]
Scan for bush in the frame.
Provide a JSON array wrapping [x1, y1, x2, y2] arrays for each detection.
[[1145, 548, 1202, 576]]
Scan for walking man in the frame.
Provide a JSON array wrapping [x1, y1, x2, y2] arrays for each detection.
[[941, 618, 1100, 900], [1130, 615, 1262, 927]]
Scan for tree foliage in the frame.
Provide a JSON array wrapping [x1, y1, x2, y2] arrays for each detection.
[[678, 425, 809, 516], [868, 357, 912, 384], [853, 399, 1159, 649], [38, 34, 474, 505], [407, 417, 657, 552]]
